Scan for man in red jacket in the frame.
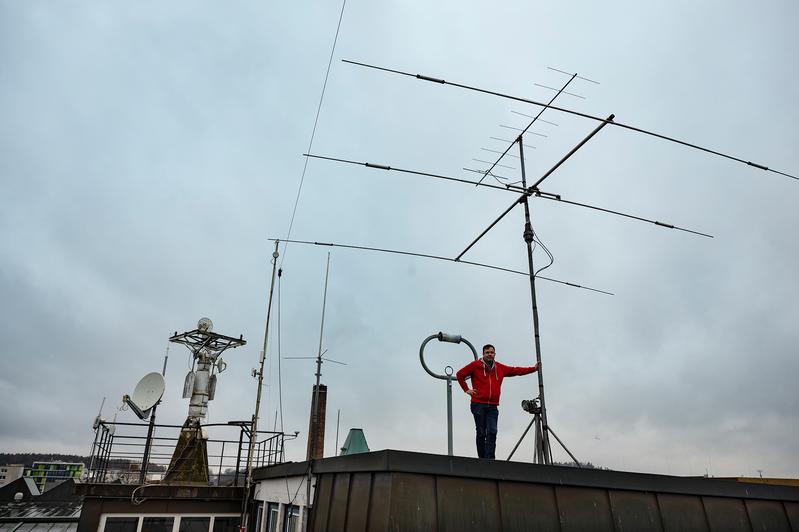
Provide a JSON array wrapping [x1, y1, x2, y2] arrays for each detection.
[[456, 344, 539, 459]]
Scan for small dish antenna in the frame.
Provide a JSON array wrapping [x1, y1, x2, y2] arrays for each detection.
[[124, 372, 166, 420]]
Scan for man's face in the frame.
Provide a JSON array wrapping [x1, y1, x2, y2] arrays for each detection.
[[483, 347, 495, 362]]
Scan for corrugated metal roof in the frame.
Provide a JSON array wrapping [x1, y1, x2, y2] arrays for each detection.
[[0, 502, 82, 520], [0, 523, 78, 532]]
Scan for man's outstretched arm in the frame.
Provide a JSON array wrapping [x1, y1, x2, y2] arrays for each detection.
[[505, 361, 541, 377]]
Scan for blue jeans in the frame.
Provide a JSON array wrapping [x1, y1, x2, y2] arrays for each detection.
[[470, 403, 499, 459]]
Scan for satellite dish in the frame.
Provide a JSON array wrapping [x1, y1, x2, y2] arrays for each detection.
[[197, 317, 213, 332], [124, 372, 165, 420]]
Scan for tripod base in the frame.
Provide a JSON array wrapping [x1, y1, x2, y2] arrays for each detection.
[[506, 413, 581, 467]]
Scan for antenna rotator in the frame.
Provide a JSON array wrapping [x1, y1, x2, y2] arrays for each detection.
[[521, 397, 542, 415]]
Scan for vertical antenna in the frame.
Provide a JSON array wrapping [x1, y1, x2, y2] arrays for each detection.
[[87, 397, 106, 479], [161, 344, 169, 376], [308, 252, 332, 515], [313, 252, 332, 442], [335, 409, 341, 457]]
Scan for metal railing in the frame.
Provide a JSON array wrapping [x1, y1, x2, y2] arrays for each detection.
[[87, 420, 285, 485]]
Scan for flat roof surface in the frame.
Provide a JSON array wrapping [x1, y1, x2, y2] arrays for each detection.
[[254, 449, 799, 502]]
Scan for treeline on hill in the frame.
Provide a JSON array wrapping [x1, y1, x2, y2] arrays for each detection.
[[0, 453, 90, 467], [552, 461, 607, 469], [0, 453, 165, 472]]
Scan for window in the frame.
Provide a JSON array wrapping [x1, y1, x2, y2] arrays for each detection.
[[281, 506, 299, 532], [265, 504, 279, 532], [141, 518, 173, 532], [251, 502, 263, 532], [212, 517, 239, 532], [179, 517, 210, 532], [103, 519, 138, 532]]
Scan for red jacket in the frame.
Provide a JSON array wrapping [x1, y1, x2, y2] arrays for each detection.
[[456, 359, 537, 406]]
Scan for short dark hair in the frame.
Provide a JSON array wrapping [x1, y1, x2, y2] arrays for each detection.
[[482, 344, 495, 353]]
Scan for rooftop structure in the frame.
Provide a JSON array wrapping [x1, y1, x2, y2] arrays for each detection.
[[0, 466, 24, 488], [75, 483, 242, 532], [0, 478, 82, 532], [87, 420, 284, 486], [23, 463, 84, 493], [339, 429, 369, 456], [254, 449, 799, 532]]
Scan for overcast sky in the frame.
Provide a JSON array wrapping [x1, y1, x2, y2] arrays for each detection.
[[1, 1, 798, 479]]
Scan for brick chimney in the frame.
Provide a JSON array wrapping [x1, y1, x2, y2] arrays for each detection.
[[306, 384, 327, 460]]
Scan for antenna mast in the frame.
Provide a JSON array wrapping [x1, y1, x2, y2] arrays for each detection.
[[310, 252, 332, 459], [516, 134, 551, 463], [304, 252, 332, 521], [241, 239, 280, 532]]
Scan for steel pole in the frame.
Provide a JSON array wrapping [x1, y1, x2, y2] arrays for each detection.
[[307, 252, 331, 527], [139, 349, 169, 485], [138, 406, 157, 484], [242, 240, 280, 531], [446, 374, 453, 456], [311, 252, 331, 459], [518, 136, 552, 464]]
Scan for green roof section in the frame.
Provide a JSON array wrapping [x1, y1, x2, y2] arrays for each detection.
[[340, 429, 369, 456]]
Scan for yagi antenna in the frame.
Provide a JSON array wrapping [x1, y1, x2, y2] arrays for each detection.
[[304, 154, 712, 238], [341, 59, 798, 181], [481, 73, 579, 185], [269, 238, 614, 296]]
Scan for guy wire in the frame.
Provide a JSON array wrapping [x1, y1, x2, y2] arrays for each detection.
[[282, 0, 348, 268]]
